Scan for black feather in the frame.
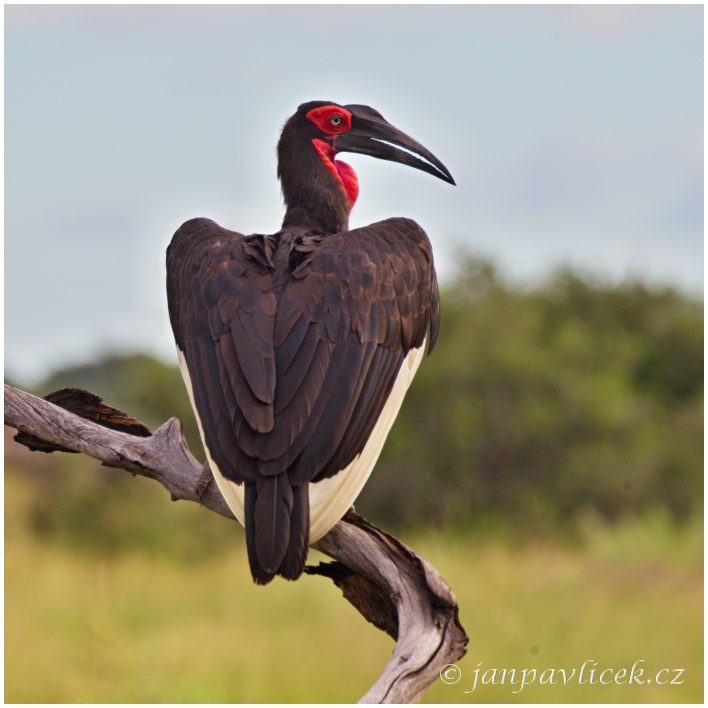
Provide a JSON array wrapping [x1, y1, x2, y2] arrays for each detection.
[[254, 473, 293, 574], [166, 211, 440, 584]]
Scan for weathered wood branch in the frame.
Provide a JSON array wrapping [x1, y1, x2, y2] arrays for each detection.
[[4, 383, 467, 703]]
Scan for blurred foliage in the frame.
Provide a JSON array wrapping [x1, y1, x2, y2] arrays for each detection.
[[361, 259, 703, 532], [8, 258, 703, 554]]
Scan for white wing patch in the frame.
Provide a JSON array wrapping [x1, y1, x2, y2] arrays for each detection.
[[177, 341, 425, 543], [178, 349, 247, 525], [307, 342, 426, 541]]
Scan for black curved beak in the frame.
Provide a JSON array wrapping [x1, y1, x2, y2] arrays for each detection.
[[333, 104, 456, 186]]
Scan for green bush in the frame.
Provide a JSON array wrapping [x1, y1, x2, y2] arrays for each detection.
[[11, 259, 703, 551], [360, 259, 703, 530]]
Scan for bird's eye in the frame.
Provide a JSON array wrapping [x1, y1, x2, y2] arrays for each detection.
[[329, 115, 343, 127]]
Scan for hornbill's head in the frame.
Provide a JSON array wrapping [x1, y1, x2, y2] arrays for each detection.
[[278, 100, 455, 232]]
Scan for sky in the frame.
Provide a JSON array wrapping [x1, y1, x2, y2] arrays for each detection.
[[5, 4, 704, 384]]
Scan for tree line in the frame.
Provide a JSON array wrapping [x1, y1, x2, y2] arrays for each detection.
[[11, 258, 702, 547]]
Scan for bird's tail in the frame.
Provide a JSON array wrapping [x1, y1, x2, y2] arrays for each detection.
[[244, 475, 310, 585]]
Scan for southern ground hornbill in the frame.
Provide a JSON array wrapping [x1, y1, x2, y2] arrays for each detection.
[[167, 101, 455, 584]]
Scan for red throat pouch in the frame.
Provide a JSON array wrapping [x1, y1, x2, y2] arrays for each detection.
[[312, 139, 359, 209]]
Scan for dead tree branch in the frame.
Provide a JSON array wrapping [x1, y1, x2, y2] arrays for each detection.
[[4, 383, 468, 703]]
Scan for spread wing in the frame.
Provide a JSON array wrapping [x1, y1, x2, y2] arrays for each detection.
[[166, 216, 439, 493]]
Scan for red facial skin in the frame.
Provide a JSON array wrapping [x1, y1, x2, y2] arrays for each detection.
[[306, 105, 353, 134], [306, 106, 360, 209]]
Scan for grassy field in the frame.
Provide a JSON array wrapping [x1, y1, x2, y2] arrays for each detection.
[[5, 469, 703, 703]]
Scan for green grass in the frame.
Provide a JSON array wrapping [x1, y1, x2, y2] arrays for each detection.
[[5, 471, 703, 703], [419, 518, 703, 703]]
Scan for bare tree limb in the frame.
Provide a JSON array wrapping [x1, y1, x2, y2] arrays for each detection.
[[4, 383, 468, 703]]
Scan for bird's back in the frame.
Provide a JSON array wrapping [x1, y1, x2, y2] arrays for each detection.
[[167, 215, 439, 583]]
